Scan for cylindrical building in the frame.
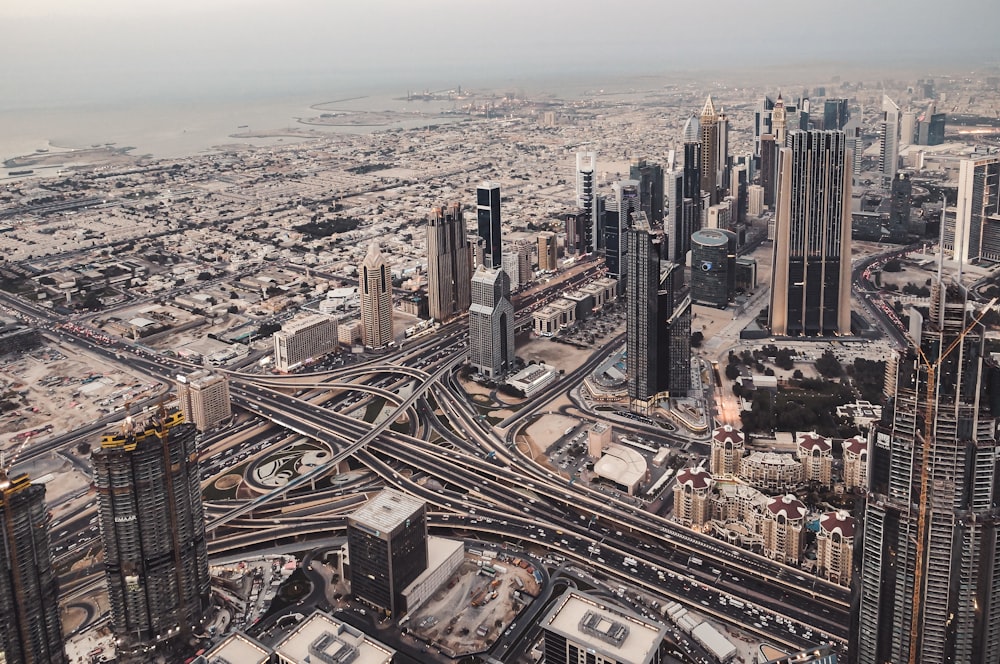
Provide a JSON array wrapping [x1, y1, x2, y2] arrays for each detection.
[[690, 228, 737, 308]]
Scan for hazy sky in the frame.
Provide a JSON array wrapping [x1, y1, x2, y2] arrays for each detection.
[[2, 0, 997, 109]]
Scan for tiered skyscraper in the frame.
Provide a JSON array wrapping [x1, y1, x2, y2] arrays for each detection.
[[857, 279, 1000, 664], [699, 96, 720, 205], [626, 215, 691, 414], [469, 265, 515, 378], [476, 182, 502, 268], [426, 203, 472, 322], [92, 409, 210, 653], [0, 472, 66, 664], [769, 130, 852, 336], [575, 152, 597, 252], [359, 243, 393, 348]]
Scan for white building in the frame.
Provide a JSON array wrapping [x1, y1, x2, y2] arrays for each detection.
[[175, 370, 231, 432], [273, 314, 338, 372]]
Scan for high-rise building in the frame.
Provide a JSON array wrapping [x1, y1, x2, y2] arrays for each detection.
[[716, 107, 730, 193], [501, 243, 532, 292], [476, 181, 502, 268], [175, 370, 231, 432], [769, 130, 852, 336], [760, 133, 777, 209], [951, 154, 1000, 264], [857, 279, 1000, 664], [761, 495, 807, 564], [709, 424, 744, 477], [468, 265, 515, 378], [672, 467, 713, 528], [537, 231, 558, 271], [564, 209, 588, 256], [93, 409, 210, 652], [0, 472, 66, 664], [626, 216, 691, 413], [879, 95, 901, 186], [682, 114, 699, 143], [816, 510, 855, 586], [274, 313, 339, 371], [888, 172, 912, 242], [771, 94, 788, 145], [605, 180, 640, 291], [699, 96, 720, 205], [690, 228, 737, 308], [748, 184, 765, 217], [900, 110, 917, 146], [926, 112, 946, 145], [359, 243, 393, 348], [575, 153, 597, 252], [630, 158, 665, 227], [426, 203, 472, 322], [541, 590, 668, 664], [668, 142, 702, 264], [754, 96, 775, 157], [346, 489, 427, 618], [823, 98, 849, 131]]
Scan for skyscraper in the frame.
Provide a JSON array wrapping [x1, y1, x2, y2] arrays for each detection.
[[468, 265, 515, 378], [564, 209, 588, 256], [769, 130, 852, 336], [879, 95, 901, 186], [576, 152, 597, 252], [822, 98, 849, 131], [426, 203, 472, 322], [476, 181, 502, 268], [754, 96, 775, 157], [888, 171, 912, 243], [626, 216, 691, 414], [605, 180, 640, 291], [682, 114, 699, 143], [951, 154, 1000, 264], [771, 94, 788, 145], [630, 158, 665, 227], [175, 370, 231, 432], [856, 280, 1000, 664], [347, 489, 427, 618], [690, 228, 737, 308], [716, 107, 730, 193], [93, 409, 210, 652], [0, 472, 67, 664], [359, 243, 393, 348], [668, 142, 702, 264], [699, 96, 720, 205], [537, 231, 558, 271], [273, 313, 339, 371]]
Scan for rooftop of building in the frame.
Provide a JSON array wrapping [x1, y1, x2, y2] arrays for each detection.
[[766, 495, 807, 519], [273, 611, 395, 664], [796, 432, 831, 453], [842, 436, 868, 456], [540, 590, 667, 664], [675, 466, 712, 490], [743, 450, 799, 467], [712, 424, 744, 446], [202, 632, 271, 664], [819, 511, 856, 539], [279, 313, 337, 335], [594, 444, 647, 489], [349, 488, 425, 534]]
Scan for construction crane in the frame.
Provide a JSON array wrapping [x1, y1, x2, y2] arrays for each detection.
[[907, 294, 997, 663]]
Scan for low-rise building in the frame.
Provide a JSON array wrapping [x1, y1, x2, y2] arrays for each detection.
[[594, 444, 647, 496], [273, 611, 395, 664], [273, 313, 338, 372], [506, 363, 558, 397], [739, 451, 802, 493]]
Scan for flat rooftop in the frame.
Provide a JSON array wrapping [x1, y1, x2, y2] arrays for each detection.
[[203, 632, 270, 664], [273, 611, 395, 664], [541, 590, 666, 664], [349, 488, 425, 534]]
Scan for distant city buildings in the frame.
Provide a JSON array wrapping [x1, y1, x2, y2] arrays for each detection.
[[359, 243, 393, 349], [92, 409, 210, 653], [426, 203, 472, 322], [468, 265, 515, 378], [0, 472, 66, 664], [879, 95, 901, 186], [175, 369, 231, 432], [769, 130, 852, 336], [274, 313, 339, 371], [347, 489, 428, 618]]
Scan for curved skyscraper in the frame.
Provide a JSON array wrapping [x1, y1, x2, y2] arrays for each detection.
[[0, 472, 66, 664], [93, 409, 210, 653], [690, 228, 737, 309]]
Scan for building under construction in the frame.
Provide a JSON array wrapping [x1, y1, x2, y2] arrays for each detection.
[[92, 408, 211, 654], [0, 471, 66, 664], [856, 279, 1000, 664]]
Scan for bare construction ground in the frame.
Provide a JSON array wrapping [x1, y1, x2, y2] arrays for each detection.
[[408, 555, 540, 658]]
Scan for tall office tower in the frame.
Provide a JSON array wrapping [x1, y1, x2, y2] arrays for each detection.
[[823, 98, 849, 131], [605, 180, 640, 291], [468, 265, 515, 378], [541, 589, 668, 664], [759, 133, 777, 209], [748, 184, 765, 216], [769, 130, 852, 336], [798, 97, 811, 130], [666, 168, 685, 262], [716, 107, 730, 192], [564, 209, 586, 255], [537, 231, 558, 271], [667, 142, 702, 265], [347, 489, 427, 618], [426, 203, 472, 322], [626, 216, 691, 414], [754, 96, 775, 157], [729, 162, 748, 224], [926, 112, 946, 145], [575, 152, 597, 252], [690, 228, 737, 308], [844, 117, 863, 181], [888, 172, 912, 242], [682, 114, 699, 143], [630, 158, 665, 227], [772, 94, 788, 145], [359, 243, 393, 348], [856, 280, 1000, 664], [0, 472, 66, 664], [476, 181, 502, 268], [952, 155, 1000, 263], [273, 313, 339, 372], [879, 95, 901, 186], [501, 243, 532, 292], [93, 409, 210, 652], [900, 110, 917, 145], [175, 370, 231, 432], [699, 96, 720, 205], [468, 232, 485, 269]]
